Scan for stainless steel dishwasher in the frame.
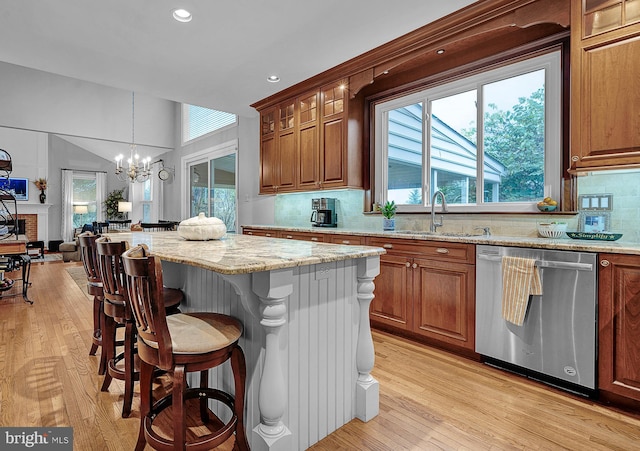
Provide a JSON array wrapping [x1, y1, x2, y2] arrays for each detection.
[[475, 245, 597, 394]]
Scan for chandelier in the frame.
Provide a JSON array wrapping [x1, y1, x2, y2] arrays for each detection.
[[115, 92, 151, 183]]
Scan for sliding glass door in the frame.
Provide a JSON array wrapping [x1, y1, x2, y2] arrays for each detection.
[[187, 147, 237, 232]]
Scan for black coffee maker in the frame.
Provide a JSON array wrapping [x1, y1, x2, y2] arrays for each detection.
[[310, 198, 337, 227]]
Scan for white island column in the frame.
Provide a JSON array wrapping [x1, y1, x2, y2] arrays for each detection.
[[251, 269, 293, 450], [356, 256, 380, 421]]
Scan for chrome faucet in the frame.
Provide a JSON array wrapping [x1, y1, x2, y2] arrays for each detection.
[[430, 190, 448, 232]]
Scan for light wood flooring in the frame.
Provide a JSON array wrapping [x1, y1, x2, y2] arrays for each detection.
[[1, 260, 639, 450]]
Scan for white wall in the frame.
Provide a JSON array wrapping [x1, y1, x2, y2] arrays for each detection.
[[0, 61, 175, 148]]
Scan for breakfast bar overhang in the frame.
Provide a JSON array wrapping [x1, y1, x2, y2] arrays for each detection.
[[107, 231, 384, 451]]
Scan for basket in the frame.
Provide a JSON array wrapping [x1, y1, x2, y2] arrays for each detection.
[[537, 222, 567, 238]]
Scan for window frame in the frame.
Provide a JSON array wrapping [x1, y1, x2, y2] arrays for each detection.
[[373, 49, 562, 213]]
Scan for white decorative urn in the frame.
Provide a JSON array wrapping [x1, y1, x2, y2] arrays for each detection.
[[177, 212, 227, 240]]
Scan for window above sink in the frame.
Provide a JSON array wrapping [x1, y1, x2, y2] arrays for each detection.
[[373, 50, 562, 214]]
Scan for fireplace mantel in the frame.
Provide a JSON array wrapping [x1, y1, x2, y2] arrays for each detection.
[[17, 203, 51, 214]]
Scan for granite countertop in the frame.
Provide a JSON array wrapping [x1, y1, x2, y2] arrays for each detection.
[[242, 225, 640, 256], [105, 231, 385, 275]]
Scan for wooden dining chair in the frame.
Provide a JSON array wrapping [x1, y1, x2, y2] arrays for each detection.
[[122, 244, 249, 451], [95, 236, 183, 418], [77, 232, 107, 375]]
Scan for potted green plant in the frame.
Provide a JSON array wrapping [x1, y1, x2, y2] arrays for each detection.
[[381, 200, 397, 231], [104, 188, 126, 220]]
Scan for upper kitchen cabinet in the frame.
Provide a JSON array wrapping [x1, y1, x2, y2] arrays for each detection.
[[259, 102, 297, 194], [297, 90, 320, 190], [319, 81, 353, 189], [255, 79, 363, 194], [570, 0, 640, 171]]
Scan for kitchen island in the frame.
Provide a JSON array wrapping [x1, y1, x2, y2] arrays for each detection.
[[106, 231, 384, 451]]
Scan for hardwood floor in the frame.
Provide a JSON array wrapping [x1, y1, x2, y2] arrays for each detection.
[[1, 260, 639, 450]]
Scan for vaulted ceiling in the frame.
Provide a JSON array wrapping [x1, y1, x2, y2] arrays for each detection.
[[0, 1, 476, 118]]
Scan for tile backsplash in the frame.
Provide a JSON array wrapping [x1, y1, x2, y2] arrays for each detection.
[[274, 168, 640, 243]]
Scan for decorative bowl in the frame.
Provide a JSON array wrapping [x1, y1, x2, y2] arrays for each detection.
[[177, 213, 227, 241], [537, 222, 567, 238], [537, 204, 557, 212]]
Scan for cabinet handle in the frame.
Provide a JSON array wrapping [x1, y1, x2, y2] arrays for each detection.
[[286, 235, 293, 239], [311, 237, 319, 241], [412, 263, 418, 269], [405, 261, 411, 267], [600, 259, 610, 267], [436, 248, 450, 254], [383, 244, 393, 249]]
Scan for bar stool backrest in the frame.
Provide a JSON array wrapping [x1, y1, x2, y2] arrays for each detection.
[[122, 244, 173, 370], [95, 236, 129, 313], [78, 232, 101, 284]]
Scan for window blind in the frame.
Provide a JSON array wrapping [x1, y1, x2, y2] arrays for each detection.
[[184, 104, 237, 142]]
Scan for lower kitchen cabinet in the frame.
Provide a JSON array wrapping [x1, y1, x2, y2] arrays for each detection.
[[598, 253, 640, 404], [413, 258, 475, 348], [369, 252, 412, 330], [366, 237, 476, 352]]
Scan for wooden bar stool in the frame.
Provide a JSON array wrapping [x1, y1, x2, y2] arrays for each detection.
[[77, 232, 107, 375], [95, 236, 184, 418], [122, 244, 249, 451]]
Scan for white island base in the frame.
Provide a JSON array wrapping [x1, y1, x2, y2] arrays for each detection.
[[162, 255, 380, 451]]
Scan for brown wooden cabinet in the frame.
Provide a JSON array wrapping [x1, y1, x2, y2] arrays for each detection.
[[319, 81, 348, 189], [259, 102, 297, 194], [297, 90, 320, 191], [598, 253, 640, 403], [570, 0, 640, 171], [256, 79, 362, 194], [366, 237, 476, 351]]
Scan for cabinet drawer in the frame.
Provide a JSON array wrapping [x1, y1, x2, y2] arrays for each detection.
[[243, 228, 279, 238], [327, 235, 364, 245], [366, 237, 474, 263], [281, 231, 325, 242]]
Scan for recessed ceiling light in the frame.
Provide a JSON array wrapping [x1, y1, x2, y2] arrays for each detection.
[[267, 75, 280, 83], [436, 49, 445, 55], [172, 8, 192, 23]]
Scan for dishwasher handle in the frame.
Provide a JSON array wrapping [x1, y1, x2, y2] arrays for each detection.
[[477, 253, 593, 271]]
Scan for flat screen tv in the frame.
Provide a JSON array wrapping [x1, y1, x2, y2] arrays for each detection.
[[0, 178, 28, 201]]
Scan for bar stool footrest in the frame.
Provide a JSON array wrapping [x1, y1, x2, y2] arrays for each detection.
[[144, 387, 237, 451]]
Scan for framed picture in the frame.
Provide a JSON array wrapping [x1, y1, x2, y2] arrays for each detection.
[[579, 211, 610, 233], [0, 177, 29, 201]]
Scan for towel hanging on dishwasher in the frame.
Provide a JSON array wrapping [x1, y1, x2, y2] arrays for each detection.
[[501, 256, 542, 326]]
